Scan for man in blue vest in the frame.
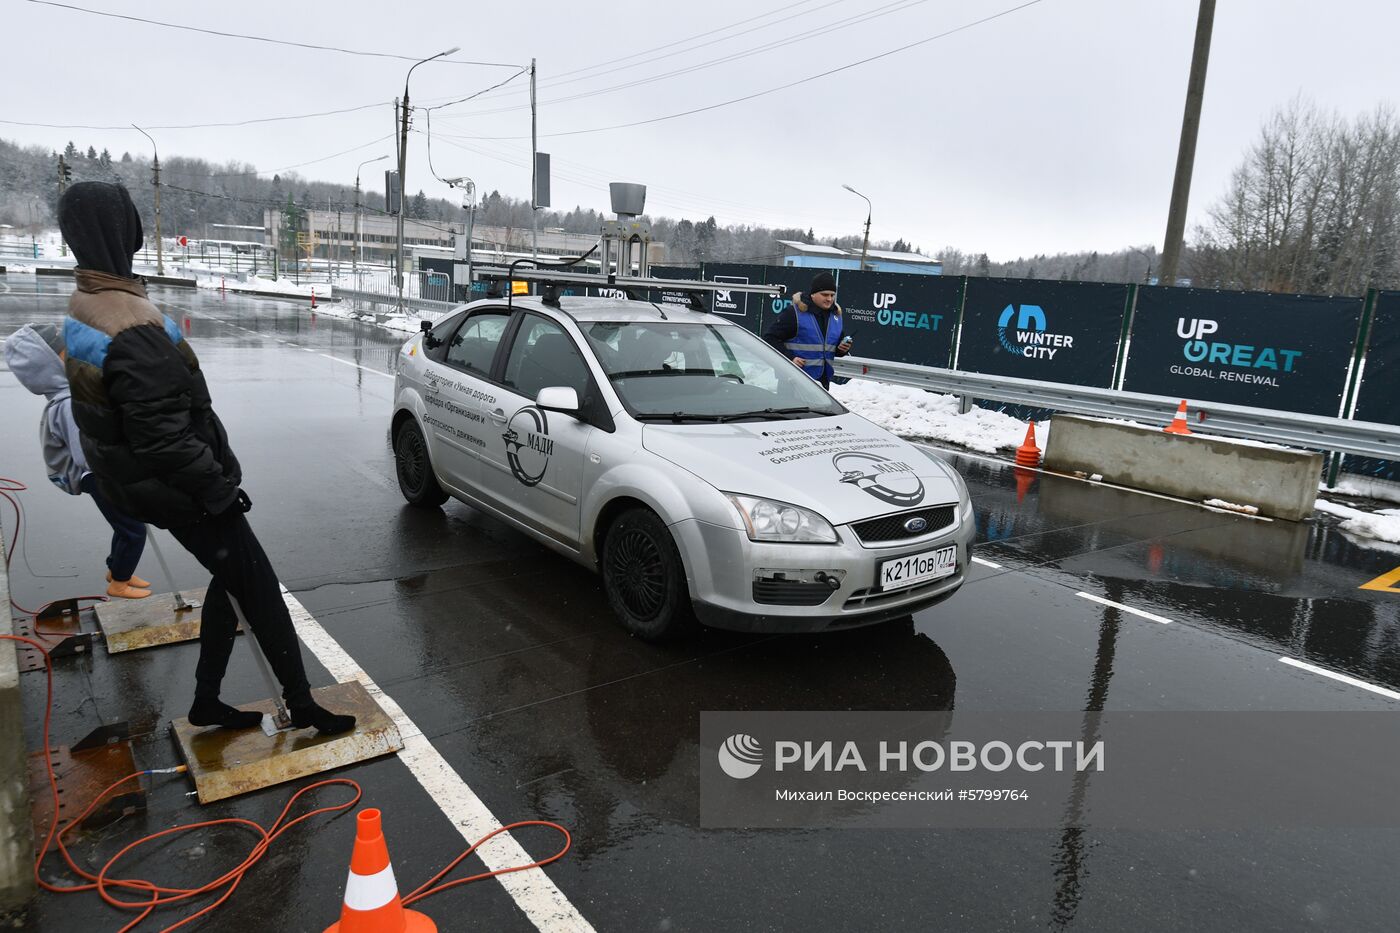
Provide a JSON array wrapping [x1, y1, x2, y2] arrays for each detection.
[[762, 271, 854, 388]]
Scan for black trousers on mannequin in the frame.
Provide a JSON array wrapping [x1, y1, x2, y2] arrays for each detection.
[[168, 510, 312, 706]]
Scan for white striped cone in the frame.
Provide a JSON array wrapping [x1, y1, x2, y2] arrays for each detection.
[[325, 809, 436, 933]]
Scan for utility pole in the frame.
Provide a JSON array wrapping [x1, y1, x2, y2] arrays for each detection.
[[530, 57, 538, 264], [133, 124, 164, 276], [56, 156, 70, 256], [334, 194, 343, 281], [356, 155, 386, 286], [396, 46, 459, 314], [1158, 0, 1215, 287], [842, 184, 872, 271], [395, 96, 406, 312]]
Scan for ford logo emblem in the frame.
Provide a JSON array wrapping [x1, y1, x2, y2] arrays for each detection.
[[904, 517, 929, 534]]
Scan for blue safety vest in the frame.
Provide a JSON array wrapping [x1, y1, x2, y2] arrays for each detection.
[[785, 303, 843, 385]]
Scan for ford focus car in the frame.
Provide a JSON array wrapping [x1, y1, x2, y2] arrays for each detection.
[[390, 282, 974, 639]]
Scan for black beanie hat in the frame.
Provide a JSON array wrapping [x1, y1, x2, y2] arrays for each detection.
[[58, 182, 144, 279], [810, 272, 837, 295]]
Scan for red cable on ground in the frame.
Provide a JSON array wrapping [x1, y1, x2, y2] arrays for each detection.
[[4, 634, 573, 931]]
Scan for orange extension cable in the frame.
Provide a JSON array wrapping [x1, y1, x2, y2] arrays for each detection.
[[5, 624, 570, 932]]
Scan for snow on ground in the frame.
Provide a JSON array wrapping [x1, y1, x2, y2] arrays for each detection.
[[1204, 498, 1260, 515], [1315, 499, 1400, 544], [190, 272, 324, 298], [1321, 475, 1400, 505], [829, 379, 1044, 453]]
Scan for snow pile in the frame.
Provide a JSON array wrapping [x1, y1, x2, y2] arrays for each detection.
[[1321, 475, 1400, 506], [1203, 498, 1260, 515], [829, 379, 1044, 454], [1315, 499, 1400, 545]]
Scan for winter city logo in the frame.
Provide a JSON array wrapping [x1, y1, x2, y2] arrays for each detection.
[[996, 304, 1074, 360], [718, 734, 764, 779], [502, 406, 553, 487], [832, 451, 926, 507]]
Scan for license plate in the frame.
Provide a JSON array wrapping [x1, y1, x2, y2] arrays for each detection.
[[878, 545, 957, 591]]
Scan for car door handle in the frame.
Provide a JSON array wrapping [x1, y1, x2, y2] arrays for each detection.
[[489, 407, 507, 424]]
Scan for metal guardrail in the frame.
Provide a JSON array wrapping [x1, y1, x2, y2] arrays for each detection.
[[335, 286, 457, 316], [833, 357, 1400, 461]]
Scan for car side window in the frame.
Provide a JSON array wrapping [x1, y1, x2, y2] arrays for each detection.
[[445, 312, 508, 376], [502, 316, 591, 400]]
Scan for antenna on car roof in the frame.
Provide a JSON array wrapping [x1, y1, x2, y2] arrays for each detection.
[[504, 244, 601, 311]]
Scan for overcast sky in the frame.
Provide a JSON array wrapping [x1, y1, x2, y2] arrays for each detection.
[[6, 0, 1400, 260]]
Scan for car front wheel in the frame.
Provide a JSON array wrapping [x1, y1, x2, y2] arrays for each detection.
[[602, 507, 697, 640], [394, 417, 449, 508]]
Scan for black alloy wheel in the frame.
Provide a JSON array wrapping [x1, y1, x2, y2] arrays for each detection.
[[602, 508, 696, 640], [394, 418, 449, 508]]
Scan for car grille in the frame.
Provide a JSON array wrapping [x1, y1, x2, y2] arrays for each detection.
[[752, 580, 836, 607], [851, 505, 957, 544], [844, 573, 959, 610]]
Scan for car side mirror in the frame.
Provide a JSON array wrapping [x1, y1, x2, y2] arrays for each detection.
[[536, 386, 580, 417]]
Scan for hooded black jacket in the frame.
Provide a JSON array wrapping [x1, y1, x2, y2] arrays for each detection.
[[59, 183, 241, 528]]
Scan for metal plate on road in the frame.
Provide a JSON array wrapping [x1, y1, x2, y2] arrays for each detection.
[[171, 680, 403, 804], [878, 545, 957, 591], [94, 587, 225, 653]]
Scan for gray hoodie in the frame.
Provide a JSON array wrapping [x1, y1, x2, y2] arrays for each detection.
[[3, 323, 89, 495]]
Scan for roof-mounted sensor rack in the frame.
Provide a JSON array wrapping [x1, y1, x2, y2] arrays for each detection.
[[475, 266, 784, 315]]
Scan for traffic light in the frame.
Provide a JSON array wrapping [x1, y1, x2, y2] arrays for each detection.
[[59, 157, 71, 182]]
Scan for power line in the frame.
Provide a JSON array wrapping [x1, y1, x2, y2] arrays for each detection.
[[161, 135, 397, 180], [548, 0, 833, 82], [454, 0, 1046, 141], [420, 67, 531, 114], [0, 100, 391, 132], [24, 1, 522, 67], [436, 0, 931, 121]]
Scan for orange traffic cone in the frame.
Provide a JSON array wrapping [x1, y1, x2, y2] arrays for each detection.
[[311, 287, 318, 309], [1014, 422, 1041, 468], [1163, 400, 1192, 435], [325, 809, 436, 933]]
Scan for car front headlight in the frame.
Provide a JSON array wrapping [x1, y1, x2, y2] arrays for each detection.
[[725, 494, 838, 544]]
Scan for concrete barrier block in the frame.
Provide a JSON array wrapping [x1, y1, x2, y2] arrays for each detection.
[[0, 533, 35, 909], [1043, 414, 1323, 522]]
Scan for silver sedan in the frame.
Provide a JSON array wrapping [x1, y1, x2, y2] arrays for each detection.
[[391, 295, 974, 639]]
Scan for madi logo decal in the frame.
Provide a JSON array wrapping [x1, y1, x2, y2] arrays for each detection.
[[833, 452, 926, 507], [502, 406, 553, 486], [996, 304, 1074, 360]]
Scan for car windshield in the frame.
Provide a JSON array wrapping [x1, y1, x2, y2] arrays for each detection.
[[582, 321, 846, 422]]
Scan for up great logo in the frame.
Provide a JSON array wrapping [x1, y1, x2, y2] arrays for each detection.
[[1176, 318, 1302, 372], [873, 291, 942, 331]]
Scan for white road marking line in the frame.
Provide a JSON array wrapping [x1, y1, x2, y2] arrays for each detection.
[[1278, 657, 1400, 702], [1075, 592, 1172, 624], [971, 556, 1002, 569], [280, 586, 595, 932]]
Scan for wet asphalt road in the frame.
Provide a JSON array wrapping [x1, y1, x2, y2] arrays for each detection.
[[3, 275, 1400, 932]]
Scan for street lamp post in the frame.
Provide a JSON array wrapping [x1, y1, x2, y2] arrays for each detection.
[[353, 154, 389, 287], [443, 176, 476, 299], [1128, 247, 1154, 285], [396, 46, 459, 314], [842, 183, 872, 272], [132, 124, 164, 276]]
